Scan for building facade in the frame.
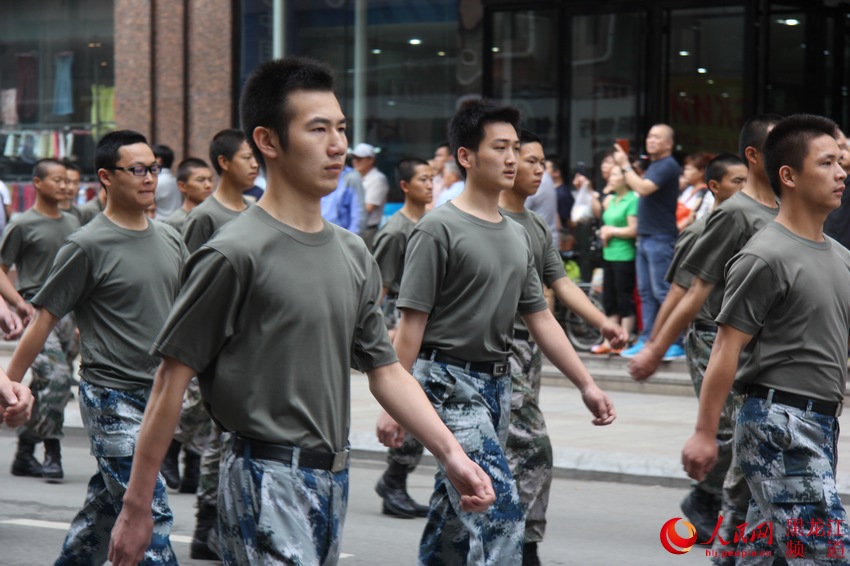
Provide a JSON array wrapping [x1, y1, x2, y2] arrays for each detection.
[[1, 0, 848, 190]]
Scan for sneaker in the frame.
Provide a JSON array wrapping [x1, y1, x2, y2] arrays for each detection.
[[619, 339, 646, 358], [663, 344, 686, 361]]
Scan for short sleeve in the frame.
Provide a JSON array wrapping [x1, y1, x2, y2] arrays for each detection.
[[666, 229, 696, 287], [181, 213, 213, 254], [542, 228, 567, 286], [680, 209, 743, 284], [626, 193, 639, 216], [716, 253, 782, 335], [153, 248, 243, 373], [517, 230, 548, 316], [364, 174, 389, 207], [396, 229, 447, 314], [351, 255, 398, 372], [0, 222, 23, 269], [372, 231, 404, 290], [30, 241, 93, 318]]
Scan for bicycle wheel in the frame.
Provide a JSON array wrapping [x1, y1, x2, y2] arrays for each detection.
[[564, 293, 604, 351]]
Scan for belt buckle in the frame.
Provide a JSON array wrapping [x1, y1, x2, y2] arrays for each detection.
[[492, 362, 508, 377], [332, 450, 349, 473], [836, 402, 844, 418]]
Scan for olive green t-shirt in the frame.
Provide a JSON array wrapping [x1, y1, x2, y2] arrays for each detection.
[[397, 202, 548, 362], [154, 206, 398, 452], [372, 211, 415, 296], [719, 222, 850, 402], [182, 195, 251, 253], [680, 190, 779, 319], [501, 208, 567, 335], [0, 209, 80, 297], [76, 196, 104, 225], [163, 207, 189, 233], [32, 215, 187, 390], [664, 215, 723, 326]]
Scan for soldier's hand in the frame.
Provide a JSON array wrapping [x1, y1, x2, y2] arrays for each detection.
[[14, 300, 34, 327], [0, 380, 33, 427], [601, 322, 628, 350], [0, 308, 23, 340], [376, 409, 406, 448], [581, 385, 616, 426], [108, 502, 153, 566], [682, 431, 718, 482], [443, 453, 495, 513], [629, 344, 661, 382]]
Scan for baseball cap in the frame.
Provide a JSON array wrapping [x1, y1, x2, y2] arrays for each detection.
[[350, 143, 376, 159]]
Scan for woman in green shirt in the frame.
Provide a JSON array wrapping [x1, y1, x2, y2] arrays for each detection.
[[592, 165, 638, 354]]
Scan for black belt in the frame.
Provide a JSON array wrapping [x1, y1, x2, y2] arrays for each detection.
[[514, 329, 531, 342], [232, 435, 349, 472], [419, 349, 509, 377], [692, 322, 717, 333], [747, 385, 843, 417]]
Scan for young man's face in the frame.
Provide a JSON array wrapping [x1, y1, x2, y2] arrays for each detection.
[[792, 134, 847, 212], [65, 168, 81, 204], [276, 89, 348, 197], [514, 142, 545, 197], [402, 164, 434, 206], [179, 166, 214, 205], [467, 122, 519, 192], [34, 163, 68, 206], [222, 141, 259, 190], [712, 164, 748, 202], [101, 143, 158, 212]]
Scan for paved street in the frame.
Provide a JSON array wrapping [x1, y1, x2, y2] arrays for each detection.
[[0, 427, 718, 565]]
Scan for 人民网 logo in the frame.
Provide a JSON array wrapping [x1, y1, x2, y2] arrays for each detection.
[[660, 517, 698, 555]]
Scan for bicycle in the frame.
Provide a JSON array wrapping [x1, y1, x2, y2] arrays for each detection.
[[554, 250, 605, 352]]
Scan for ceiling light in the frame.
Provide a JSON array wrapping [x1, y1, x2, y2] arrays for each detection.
[[371, 48, 381, 54], [697, 67, 707, 74], [679, 50, 690, 56], [491, 47, 500, 53], [437, 51, 446, 57], [409, 38, 422, 45]]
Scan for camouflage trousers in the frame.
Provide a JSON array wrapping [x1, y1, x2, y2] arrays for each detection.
[[413, 357, 524, 566], [198, 422, 228, 508], [734, 395, 850, 564], [56, 380, 175, 565], [218, 437, 349, 565], [18, 315, 77, 442], [505, 337, 552, 544], [382, 296, 400, 331], [685, 327, 750, 565], [172, 376, 212, 456], [387, 432, 424, 472]]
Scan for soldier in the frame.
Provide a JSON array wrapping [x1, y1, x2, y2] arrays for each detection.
[[683, 113, 850, 561], [109, 56, 494, 566], [1, 158, 80, 481], [372, 156, 433, 518], [5, 130, 187, 564], [162, 157, 214, 233]]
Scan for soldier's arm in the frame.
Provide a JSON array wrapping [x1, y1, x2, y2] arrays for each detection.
[[549, 277, 627, 348], [6, 308, 60, 382], [109, 357, 196, 566], [0, 265, 32, 325]]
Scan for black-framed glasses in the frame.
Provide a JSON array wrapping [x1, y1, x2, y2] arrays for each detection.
[[111, 164, 163, 177]]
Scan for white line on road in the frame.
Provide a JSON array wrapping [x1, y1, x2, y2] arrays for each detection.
[[0, 519, 354, 557]]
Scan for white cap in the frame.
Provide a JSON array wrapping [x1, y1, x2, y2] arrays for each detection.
[[350, 143, 376, 158]]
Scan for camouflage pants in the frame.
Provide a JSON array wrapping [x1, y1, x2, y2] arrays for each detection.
[[18, 316, 77, 442], [382, 296, 400, 331], [387, 432, 424, 472], [413, 357, 524, 566], [172, 376, 211, 455], [218, 439, 349, 565], [56, 380, 175, 565], [506, 337, 552, 544], [734, 396, 850, 564], [198, 422, 227, 508]]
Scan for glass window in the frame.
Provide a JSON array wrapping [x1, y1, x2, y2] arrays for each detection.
[[0, 0, 114, 179], [569, 12, 642, 189], [491, 9, 559, 150], [766, 6, 806, 114], [666, 7, 745, 155]]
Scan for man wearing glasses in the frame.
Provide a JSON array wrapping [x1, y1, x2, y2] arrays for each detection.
[[4, 130, 187, 564]]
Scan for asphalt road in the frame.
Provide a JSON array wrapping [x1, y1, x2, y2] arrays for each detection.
[[0, 428, 713, 565]]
